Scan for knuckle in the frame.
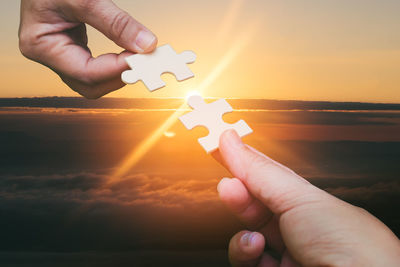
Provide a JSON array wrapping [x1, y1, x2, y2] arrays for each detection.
[[355, 206, 371, 217], [60, 76, 102, 100], [18, 32, 35, 59], [70, 0, 101, 19], [81, 92, 101, 100], [77, 86, 101, 100], [77, 0, 98, 11], [18, 41, 30, 58], [244, 152, 274, 180], [110, 11, 133, 40], [79, 84, 107, 100], [75, 86, 102, 100]]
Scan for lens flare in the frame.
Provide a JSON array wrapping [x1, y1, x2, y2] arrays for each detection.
[[185, 90, 202, 100], [164, 131, 176, 138], [109, 103, 187, 181], [109, 6, 259, 181]]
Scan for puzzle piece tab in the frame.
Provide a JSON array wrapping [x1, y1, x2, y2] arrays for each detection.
[[121, 44, 196, 92], [179, 95, 253, 153]]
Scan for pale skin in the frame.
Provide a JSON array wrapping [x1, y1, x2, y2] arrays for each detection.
[[19, 0, 158, 99], [213, 130, 400, 266], [19, 1, 400, 266]]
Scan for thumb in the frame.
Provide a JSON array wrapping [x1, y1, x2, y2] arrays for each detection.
[[218, 130, 330, 214], [74, 0, 157, 53]]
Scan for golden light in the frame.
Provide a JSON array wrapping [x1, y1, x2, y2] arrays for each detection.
[[109, 35, 254, 181], [109, 102, 187, 181], [163, 131, 176, 138], [185, 90, 202, 100], [108, 5, 259, 181]]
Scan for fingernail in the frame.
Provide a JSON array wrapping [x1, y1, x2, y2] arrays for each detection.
[[224, 130, 244, 149], [134, 30, 156, 53], [248, 232, 258, 246], [217, 177, 231, 193], [240, 233, 251, 246], [241, 232, 258, 247]]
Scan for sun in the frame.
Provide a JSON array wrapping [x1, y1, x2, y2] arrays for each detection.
[[109, 14, 257, 181], [185, 90, 202, 101]]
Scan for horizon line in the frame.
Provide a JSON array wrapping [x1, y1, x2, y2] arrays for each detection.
[[0, 96, 400, 105]]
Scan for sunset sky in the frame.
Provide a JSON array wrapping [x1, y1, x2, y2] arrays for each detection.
[[1, 0, 400, 102], [1, 1, 400, 265]]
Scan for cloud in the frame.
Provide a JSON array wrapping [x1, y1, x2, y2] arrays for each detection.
[[0, 172, 232, 251], [1, 101, 399, 252], [0, 172, 219, 208], [1, 172, 399, 251], [2, 171, 399, 218], [326, 181, 400, 202], [0, 173, 105, 192]]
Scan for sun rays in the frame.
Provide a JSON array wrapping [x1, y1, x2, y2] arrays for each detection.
[[109, 1, 257, 181], [109, 1, 288, 181], [109, 34, 253, 181]]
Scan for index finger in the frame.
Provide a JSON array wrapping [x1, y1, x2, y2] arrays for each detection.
[[217, 130, 329, 215]]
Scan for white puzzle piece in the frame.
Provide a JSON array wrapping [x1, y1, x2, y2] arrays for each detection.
[[179, 95, 253, 153], [121, 44, 196, 92]]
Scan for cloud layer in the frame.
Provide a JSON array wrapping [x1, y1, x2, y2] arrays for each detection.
[[0, 102, 399, 253]]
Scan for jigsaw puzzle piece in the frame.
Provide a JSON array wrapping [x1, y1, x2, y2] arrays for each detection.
[[179, 110, 200, 131], [170, 63, 194, 81], [122, 68, 166, 92], [179, 95, 253, 153], [140, 76, 166, 91], [197, 119, 252, 153], [180, 51, 197, 64], [174, 51, 196, 80], [121, 44, 196, 92], [180, 96, 230, 130], [121, 70, 139, 84]]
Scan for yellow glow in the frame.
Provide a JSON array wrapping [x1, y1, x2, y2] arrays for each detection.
[[109, 102, 187, 181], [112, 38, 250, 179], [185, 90, 202, 100], [197, 29, 255, 96], [109, 27, 256, 181], [163, 131, 176, 138]]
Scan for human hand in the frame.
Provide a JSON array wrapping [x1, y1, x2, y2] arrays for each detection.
[[19, 0, 157, 99], [213, 130, 400, 266]]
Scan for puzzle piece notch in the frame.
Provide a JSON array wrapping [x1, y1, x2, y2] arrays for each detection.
[[121, 44, 196, 92], [179, 95, 253, 153]]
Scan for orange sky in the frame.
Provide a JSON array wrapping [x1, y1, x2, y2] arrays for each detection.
[[1, 0, 400, 102]]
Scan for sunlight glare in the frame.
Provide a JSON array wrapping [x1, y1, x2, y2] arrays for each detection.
[[109, 16, 259, 181], [164, 131, 176, 138], [185, 90, 202, 100], [109, 32, 256, 181]]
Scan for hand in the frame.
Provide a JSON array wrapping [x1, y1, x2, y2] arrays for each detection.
[[19, 0, 157, 99], [213, 130, 400, 267]]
